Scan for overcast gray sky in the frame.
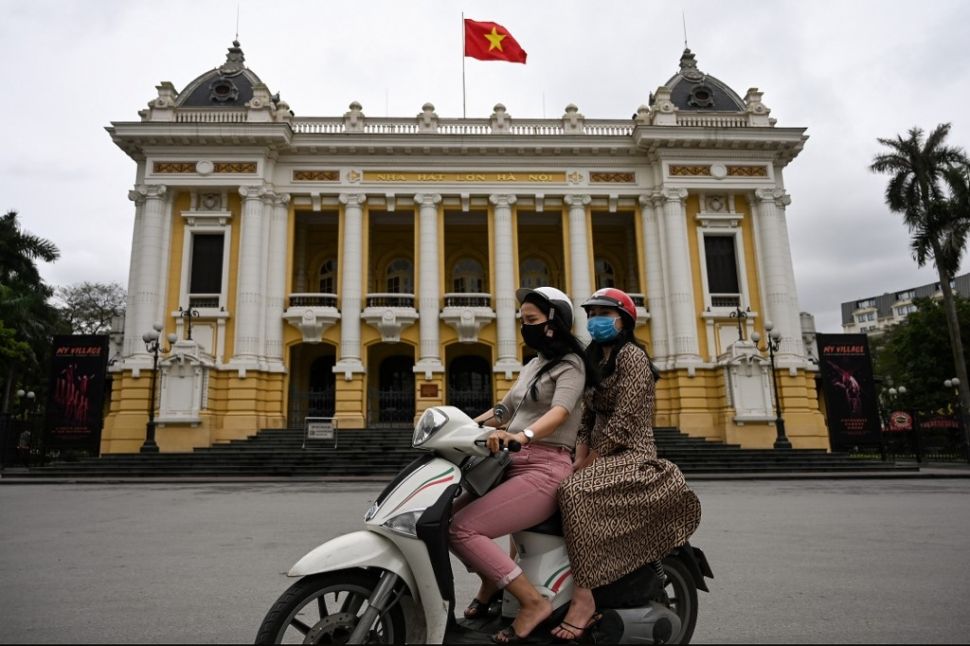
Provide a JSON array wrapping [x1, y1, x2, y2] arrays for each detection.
[[3, 0, 969, 333]]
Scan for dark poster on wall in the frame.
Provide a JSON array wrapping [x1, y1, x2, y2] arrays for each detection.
[[44, 335, 110, 453], [817, 333, 882, 450]]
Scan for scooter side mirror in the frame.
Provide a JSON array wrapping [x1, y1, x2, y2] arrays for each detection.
[[493, 404, 509, 423]]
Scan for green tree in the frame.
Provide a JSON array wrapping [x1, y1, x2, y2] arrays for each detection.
[[870, 123, 970, 452], [872, 297, 970, 415], [56, 282, 126, 335], [0, 211, 65, 413]]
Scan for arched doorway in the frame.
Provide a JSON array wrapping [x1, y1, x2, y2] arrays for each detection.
[[375, 355, 415, 426], [287, 345, 336, 428], [447, 355, 493, 416]]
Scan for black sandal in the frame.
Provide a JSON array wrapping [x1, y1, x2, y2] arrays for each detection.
[[464, 591, 502, 619], [491, 625, 530, 644], [551, 612, 602, 642]]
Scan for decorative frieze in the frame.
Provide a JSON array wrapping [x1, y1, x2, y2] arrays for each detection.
[[214, 162, 257, 174], [727, 165, 768, 177], [669, 165, 711, 177], [154, 162, 197, 174], [590, 172, 635, 183], [293, 170, 340, 181]]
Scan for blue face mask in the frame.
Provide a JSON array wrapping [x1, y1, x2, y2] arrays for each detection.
[[587, 316, 619, 342]]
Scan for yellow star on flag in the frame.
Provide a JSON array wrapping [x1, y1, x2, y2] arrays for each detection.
[[484, 27, 506, 51]]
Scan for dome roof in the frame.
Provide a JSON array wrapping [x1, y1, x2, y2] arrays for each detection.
[[659, 49, 744, 112], [176, 41, 269, 108]]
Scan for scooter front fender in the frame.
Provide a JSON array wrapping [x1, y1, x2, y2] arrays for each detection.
[[288, 530, 418, 598]]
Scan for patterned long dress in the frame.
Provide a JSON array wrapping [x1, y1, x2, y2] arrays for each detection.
[[558, 343, 702, 589]]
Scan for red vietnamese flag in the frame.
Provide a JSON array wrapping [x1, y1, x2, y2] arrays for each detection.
[[464, 19, 528, 64]]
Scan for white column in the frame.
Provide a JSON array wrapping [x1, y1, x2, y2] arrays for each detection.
[[257, 190, 274, 368], [263, 192, 290, 371], [153, 188, 174, 330], [490, 194, 521, 377], [231, 185, 267, 369], [660, 187, 701, 368], [334, 193, 367, 378], [414, 193, 444, 378], [564, 194, 593, 340], [639, 194, 670, 362], [124, 184, 167, 362], [754, 188, 804, 366]]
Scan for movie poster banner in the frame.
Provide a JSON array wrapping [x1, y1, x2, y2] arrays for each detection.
[[816, 333, 882, 451], [44, 335, 110, 454]]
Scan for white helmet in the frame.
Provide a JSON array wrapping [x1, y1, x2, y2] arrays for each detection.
[[515, 286, 574, 328]]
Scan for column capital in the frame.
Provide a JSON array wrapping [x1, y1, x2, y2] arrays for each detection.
[[564, 194, 592, 207], [755, 187, 791, 207], [239, 185, 265, 200], [413, 193, 442, 206], [271, 192, 291, 207], [129, 184, 167, 204], [661, 187, 688, 203], [339, 193, 367, 206], [489, 194, 517, 207]]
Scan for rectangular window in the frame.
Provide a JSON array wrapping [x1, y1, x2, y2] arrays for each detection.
[[857, 299, 875, 309], [704, 236, 740, 296], [189, 233, 224, 296], [896, 290, 915, 301]]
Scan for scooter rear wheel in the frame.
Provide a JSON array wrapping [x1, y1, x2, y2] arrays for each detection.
[[255, 569, 406, 644], [661, 556, 698, 644]]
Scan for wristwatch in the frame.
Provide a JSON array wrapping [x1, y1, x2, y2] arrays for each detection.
[[522, 429, 535, 445]]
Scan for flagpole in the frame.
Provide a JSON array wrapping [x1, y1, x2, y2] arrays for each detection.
[[461, 12, 467, 118]]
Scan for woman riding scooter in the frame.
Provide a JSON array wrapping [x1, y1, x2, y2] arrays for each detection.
[[552, 287, 703, 642], [449, 286, 595, 644]]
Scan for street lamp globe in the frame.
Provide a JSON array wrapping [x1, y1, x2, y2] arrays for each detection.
[[899, 386, 908, 395], [16, 388, 25, 398], [769, 329, 782, 343], [751, 331, 761, 343], [764, 321, 774, 333], [953, 378, 961, 388], [167, 333, 178, 345], [889, 387, 897, 397], [143, 330, 159, 344], [152, 322, 163, 333], [945, 379, 953, 389], [26, 391, 35, 401]]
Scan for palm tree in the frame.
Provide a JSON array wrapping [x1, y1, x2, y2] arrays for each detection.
[[0, 210, 62, 413], [871, 123, 970, 459]]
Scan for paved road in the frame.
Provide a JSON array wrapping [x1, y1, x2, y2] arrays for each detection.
[[1, 478, 968, 644]]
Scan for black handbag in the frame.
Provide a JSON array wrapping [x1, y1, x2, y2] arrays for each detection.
[[460, 451, 512, 497]]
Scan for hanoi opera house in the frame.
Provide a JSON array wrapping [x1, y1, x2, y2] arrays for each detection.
[[103, 41, 829, 454]]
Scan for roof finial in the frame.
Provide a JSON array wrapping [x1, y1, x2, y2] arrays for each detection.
[[220, 39, 246, 76]]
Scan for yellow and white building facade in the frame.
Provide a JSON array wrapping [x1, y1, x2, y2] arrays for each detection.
[[102, 42, 828, 453]]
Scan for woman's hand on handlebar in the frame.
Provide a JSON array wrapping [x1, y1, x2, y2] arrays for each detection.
[[487, 430, 522, 453]]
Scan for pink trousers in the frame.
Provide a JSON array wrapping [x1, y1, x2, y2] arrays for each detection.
[[449, 443, 573, 587]]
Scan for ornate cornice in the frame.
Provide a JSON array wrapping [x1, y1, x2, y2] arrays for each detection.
[[338, 193, 367, 206], [754, 188, 791, 207], [489, 194, 517, 207], [293, 170, 339, 181], [413, 193, 442, 206], [564, 194, 591, 207]]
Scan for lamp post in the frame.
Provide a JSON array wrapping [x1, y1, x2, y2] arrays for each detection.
[[729, 305, 750, 341], [944, 378, 970, 464], [178, 306, 200, 341], [14, 389, 35, 467], [751, 321, 791, 449], [141, 324, 177, 453]]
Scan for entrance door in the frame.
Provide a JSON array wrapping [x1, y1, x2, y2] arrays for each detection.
[[377, 356, 415, 425], [287, 353, 335, 428], [447, 356, 493, 416]]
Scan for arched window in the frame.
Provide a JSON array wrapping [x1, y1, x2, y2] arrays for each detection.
[[386, 258, 413, 293], [595, 257, 616, 289], [318, 259, 336, 294], [520, 257, 549, 289], [453, 257, 485, 293]]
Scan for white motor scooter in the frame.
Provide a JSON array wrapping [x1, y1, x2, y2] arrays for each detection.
[[256, 406, 712, 645]]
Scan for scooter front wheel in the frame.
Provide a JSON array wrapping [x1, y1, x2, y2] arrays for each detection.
[[255, 569, 406, 645]]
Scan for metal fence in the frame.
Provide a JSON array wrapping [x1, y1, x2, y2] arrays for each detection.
[[287, 389, 336, 429]]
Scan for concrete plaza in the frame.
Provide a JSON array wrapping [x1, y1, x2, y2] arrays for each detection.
[[0, 478, 968, 643]]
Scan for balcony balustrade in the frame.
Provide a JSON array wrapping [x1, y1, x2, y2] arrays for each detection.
[[283, 292, 340, 343], [440, 293, 496, 343]]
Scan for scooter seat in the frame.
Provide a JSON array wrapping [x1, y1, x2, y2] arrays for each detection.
[[524, 509, 563, 536]]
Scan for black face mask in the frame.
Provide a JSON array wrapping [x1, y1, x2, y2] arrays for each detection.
[[520, 322, 552, 354]]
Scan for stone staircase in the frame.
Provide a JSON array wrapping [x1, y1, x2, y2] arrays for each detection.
[[22, 426, 911, 478]]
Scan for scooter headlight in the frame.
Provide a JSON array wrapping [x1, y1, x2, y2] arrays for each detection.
[[382, 509, 426, 537], [413, 408, 449, 446]]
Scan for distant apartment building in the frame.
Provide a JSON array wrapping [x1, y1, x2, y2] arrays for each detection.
[[841, 272, 970, 334]]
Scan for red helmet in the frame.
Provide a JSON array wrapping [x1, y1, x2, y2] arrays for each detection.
[[582, 288, 637, 327]]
